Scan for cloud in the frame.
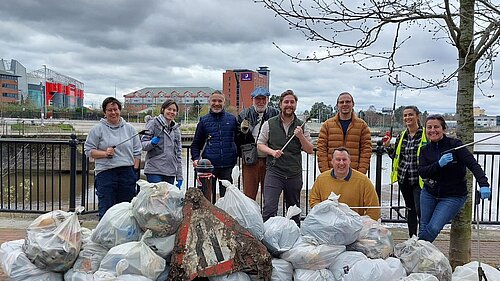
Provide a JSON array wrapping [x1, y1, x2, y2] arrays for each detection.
[[1, 0, 499, 116]]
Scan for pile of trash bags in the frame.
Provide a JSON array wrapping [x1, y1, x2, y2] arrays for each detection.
[[2, 182, 500, 281], [0, 180, 183, 281]]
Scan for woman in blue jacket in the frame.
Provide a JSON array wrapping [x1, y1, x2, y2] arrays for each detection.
[[418, 114, 491, 242]]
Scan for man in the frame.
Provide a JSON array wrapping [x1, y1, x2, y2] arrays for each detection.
[[191, 90, 238, 200], [317, 92, 372, 174], [309, 147, 381, 220], [257, 90, 314, 224], [237, 87, 279, 200]]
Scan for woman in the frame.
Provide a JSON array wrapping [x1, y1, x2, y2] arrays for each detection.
[[384, 106, 427, 237], [84, 97, 142, 219], [141, 99, 183, 188], [418, 114, 491, 242]]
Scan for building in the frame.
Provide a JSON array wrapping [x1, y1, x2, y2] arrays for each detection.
[[474, 106, 486, 117], [222, 67, 270, 112], [29, 66, 84, 110], [0, 59, 25, 104], [123, 87, 216, 113], [0, 69, 20, 104], [1, 59, 84, 110], [474, 115, 497, 128]]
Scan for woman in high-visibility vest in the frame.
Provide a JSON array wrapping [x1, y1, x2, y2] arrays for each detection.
[[383, 105, 427, 237]]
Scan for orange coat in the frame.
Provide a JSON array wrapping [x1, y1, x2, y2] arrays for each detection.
[[317, 113, 372, 173]]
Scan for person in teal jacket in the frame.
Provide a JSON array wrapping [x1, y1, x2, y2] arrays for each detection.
[[384, 105, 427, 237]]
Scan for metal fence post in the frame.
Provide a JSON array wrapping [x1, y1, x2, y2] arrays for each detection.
[[69, 134, 78, 211], [375, 140, 384, 204]]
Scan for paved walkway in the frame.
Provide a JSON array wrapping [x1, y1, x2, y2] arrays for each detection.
[[1, 217, 499, 280]]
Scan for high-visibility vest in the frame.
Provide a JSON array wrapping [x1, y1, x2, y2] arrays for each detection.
[[391, 128, 427, 188]]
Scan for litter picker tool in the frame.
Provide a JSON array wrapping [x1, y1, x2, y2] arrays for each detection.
[[442, 133, 500, 154], [387, 74, 400, 139], [280, 115, 312, 152], [349, 205, 408, 220], [107, 129, 152, 158], [475, 190, 488, 281]]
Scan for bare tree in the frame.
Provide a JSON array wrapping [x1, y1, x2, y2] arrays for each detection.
[[257, 0, 500, 267]]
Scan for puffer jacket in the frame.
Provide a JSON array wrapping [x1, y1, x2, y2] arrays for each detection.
[[190, 109, 238, 168], [316, 113, 372, 173]]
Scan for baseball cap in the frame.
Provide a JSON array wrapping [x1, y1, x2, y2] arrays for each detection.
[[250, 87, 270, 98]]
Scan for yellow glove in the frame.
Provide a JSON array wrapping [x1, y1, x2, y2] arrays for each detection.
[[240, 119, 250, 134]]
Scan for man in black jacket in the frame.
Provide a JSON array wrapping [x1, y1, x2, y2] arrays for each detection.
[[237, 87, 279, 200]]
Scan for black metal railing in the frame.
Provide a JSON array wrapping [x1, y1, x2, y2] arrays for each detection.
[[1, 135, 498, 225]]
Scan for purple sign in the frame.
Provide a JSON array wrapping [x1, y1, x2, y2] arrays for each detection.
[[241, 72, 253, 81]]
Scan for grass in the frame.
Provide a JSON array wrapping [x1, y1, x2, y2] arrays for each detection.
[[11, 123, 74, 132]]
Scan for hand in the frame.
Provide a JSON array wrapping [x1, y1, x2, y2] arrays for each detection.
[[176, 179, 183, 189], [134, 168, 140, 181], [151, 136, 160, 145], [382, 132, 391, 146], [240, 119, 250, 134], [438, 153, 453, 167], [106, 147, 115, 158], [480, 186, 491, 200]]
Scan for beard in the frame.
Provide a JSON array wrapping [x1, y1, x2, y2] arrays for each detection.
[[254, 104, 267, 113]]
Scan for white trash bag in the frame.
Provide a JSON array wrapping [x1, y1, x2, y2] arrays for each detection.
[[22, 206, 84, 272], [91, 202, 143, 249], [400, 273, 439, 281], [64, 240, 109, 280], [93, 270, 153, 281], [98, 230, 166, 281], [301, 192, 363, 245], [280, 235, 345, 270], [293, 268, 335, 281], [215, 180, 264, 240], [271, 258, 293, 281], [452, 261, 500, 281], [343, 257, 407, 281], [394, 236, 452, 281], [262, 205, 301, 255], [143, 233, 176, 260], [347, 215, 394, 259], [209, 271, 251, 281], [328, 250, 368, 280], [0, 239, 63, 281], [132, 180, 184, 236]]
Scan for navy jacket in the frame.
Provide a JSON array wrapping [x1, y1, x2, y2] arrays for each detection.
[[419, 135, 489, 197], [190, 110, 238, 168]]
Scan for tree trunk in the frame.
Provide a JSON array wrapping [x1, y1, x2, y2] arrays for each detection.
[[450, 0, 476, 269]]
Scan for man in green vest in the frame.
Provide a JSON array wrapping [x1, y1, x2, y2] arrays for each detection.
[[257, 90, 314, 225]]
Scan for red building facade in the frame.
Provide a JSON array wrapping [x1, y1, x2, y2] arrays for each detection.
[[222, 67, 270, 112]]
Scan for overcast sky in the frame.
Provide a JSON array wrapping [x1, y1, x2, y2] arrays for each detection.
[[1, 0, 499, 115]]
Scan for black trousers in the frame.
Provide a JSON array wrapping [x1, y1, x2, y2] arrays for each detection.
[[400, 177, 421, 237]]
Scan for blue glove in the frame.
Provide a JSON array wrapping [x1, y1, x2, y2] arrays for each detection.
[[438, 153, 453, 167], [480, 186, 491, 200], [151, 136, 160, 145], [176, 179, 183, 189]]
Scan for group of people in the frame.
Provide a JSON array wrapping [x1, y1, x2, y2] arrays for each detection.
[[85, 90, 493, 243], [84, 97, 183, 218]]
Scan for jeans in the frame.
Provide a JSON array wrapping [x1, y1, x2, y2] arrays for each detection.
[[146, 174, 175, 185], [262, 171, 302, 225], [95, 166, 137, 219], [400, 177, 421, 237], [418, 188, 467, 242]]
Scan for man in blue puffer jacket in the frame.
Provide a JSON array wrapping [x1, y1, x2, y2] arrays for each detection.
[[191, 90, 238, 200]]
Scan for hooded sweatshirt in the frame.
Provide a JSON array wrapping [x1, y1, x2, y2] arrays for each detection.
[[141, 115, 183, 179], [84, 117, 142, 175]]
